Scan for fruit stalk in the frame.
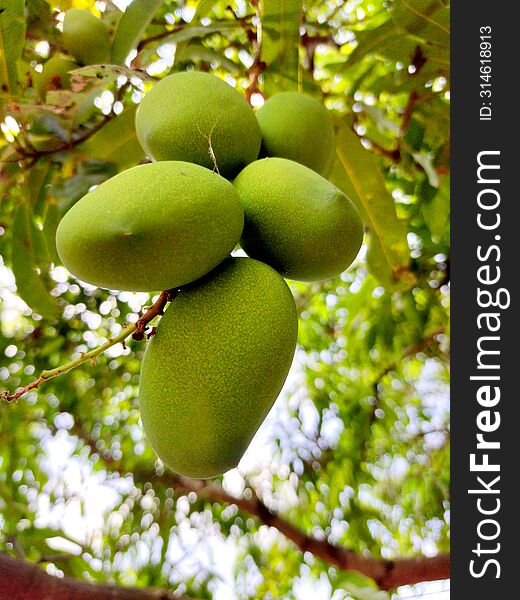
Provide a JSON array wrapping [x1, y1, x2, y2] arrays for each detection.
[[1, 290, 174, 403]]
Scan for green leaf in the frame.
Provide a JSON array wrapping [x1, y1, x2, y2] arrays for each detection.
[[349, 8, 449, 69], [70, 64, 154, 87], [156, 22, 239, 45], [23, 163, 55, 266], [176, 43, 240, 74], [392, 0, 450, 47], [192, 0, 215, 22], [261, 0, 303, 94], [422, 177, 449, 240], [348, 21, 400, 65], [30, 216, 53, 269], [0, 0, 26, 98], [329, 124, 413, 290], [11, 202, 60, 319], [111, 0, 163, 65], [42, 203, 61, 263], [27, 0, 52, 22], [78, 106, 144, 171], [26, 160, 54, 216]]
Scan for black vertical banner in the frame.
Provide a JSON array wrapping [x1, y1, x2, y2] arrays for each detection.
[[452, 2, 518, 597]]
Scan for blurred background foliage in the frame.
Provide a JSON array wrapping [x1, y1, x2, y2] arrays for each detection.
[[0, 0, 450, 598]]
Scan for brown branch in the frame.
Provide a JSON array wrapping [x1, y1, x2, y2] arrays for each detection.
[[143, 472, 449, 590], [243, 7, 264, 103], [0, 553, 194, 600], [401, 91, 419, 135]]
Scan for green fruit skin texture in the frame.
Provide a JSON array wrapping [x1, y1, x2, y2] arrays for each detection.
[[36, 55, 78, 98], [135, 72, 262, 179], [139, 257, 298, 479], [234, 158, 364, 282], [56, 162, 244, 292], [256, 92, 336, 177], [62, 8, 111, 65]]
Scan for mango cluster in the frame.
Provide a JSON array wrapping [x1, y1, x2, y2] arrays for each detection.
[[56, 71, 363, 479]]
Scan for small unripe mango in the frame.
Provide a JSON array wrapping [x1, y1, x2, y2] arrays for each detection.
[[56, 162, 244, 292], [256, 92, 336, 176], [135, 71, 262, 179], [36, 55, 78, 98], [139, 257, 298, 479], [62, 8, 111, 66], [234, 158, 363, 282]]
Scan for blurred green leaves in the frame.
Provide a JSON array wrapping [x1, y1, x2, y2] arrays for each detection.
[[0, 0, 26, 99], [261, 0, 303, 94]]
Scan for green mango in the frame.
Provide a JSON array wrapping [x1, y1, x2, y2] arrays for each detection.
[[62, 8, 111, 66], [35, 55, 78, 99], [56, 162, 244, 292], [234, 158, 364, 282], [256, 92, 336, 176], [135, 71, 262, 179], [139, 257, 298, 479]]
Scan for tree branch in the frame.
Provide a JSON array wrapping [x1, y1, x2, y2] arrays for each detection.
[[48, 410, 451, 591], [0, 553, 193, 600], [144, 472, 450, 590], [1, 290, 175, 403], [64, 413, 450, 590]]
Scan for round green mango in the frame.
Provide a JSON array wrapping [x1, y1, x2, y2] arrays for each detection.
[[62, 8, 111, 66], [56, 162, 244, 292], [36, 55, 78, 98], [139, 257, 298, 479], [256, 92, 336, 176], [135, 71, 262, 179], [234, 158, 363, 282]]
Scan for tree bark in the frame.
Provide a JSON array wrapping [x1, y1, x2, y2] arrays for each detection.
[[0, 553, 187, 600]]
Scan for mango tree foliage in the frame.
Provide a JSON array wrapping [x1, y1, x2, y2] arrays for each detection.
[[0, 0, 450, 598]]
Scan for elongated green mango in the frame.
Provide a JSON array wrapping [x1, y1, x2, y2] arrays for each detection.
[[139, 257, 298, 479], [62, 8, 111, 66], [56, 162, 244, 292], [256, 92, 336, 176], [234, 158, 363, 282]]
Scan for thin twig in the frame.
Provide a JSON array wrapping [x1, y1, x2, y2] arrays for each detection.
[[1, 290, 176, 403]]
